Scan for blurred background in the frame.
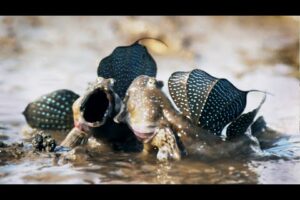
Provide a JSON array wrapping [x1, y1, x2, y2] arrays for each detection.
[[0, 16, 299, 184]]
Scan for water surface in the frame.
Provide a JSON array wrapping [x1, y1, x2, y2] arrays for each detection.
[[0, 16, 299, 184]]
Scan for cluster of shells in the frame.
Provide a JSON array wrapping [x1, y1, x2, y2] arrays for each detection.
[[23, 39, 268, 161]]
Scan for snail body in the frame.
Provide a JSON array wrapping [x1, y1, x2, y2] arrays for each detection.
[[115, 72, 268, 161], [114, 75, 185, 160], [60, 77, 141, 152]]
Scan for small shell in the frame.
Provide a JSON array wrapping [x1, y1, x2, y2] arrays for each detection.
[[23, 89, 79, 131], [226, 94, 266, 139]]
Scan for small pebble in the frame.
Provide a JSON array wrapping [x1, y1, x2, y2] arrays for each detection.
[[32, 132, 56, 152], [0, 141, 7, 147]]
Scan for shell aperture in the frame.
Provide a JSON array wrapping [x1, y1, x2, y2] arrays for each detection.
[[77, 77, 118, 128]]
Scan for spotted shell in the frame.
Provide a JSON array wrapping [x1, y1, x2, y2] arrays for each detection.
[[23, 89, 79, 131], [168, 69, 266, 137], [97, 41, 157, 99]]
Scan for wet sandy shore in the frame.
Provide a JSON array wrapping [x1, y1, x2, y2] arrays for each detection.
[[0, 16, 299, 184]]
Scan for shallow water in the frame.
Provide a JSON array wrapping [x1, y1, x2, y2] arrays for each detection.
[[0, 16, 299, 184]]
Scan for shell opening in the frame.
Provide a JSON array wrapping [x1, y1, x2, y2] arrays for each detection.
[[82, 89, 110, 123]]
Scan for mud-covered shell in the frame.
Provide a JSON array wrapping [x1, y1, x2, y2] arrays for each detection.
[[97, 41, 157, 99], [23, 89, 79, 131], [32, 132, 57, 152]]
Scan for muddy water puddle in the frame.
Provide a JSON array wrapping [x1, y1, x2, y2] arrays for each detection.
[[0, 16, 299, 184]]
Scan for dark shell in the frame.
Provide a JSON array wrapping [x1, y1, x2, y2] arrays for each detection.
[[226, 95, 266, 139], [168, 69, 266, 136], [23, 89, 79, 131], [97, 41, 157, 99], [32, 132, 57, 152], [251, 116, 267, 137]]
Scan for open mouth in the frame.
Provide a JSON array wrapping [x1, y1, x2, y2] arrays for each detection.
[[81, 88, 110, 125], [133, 131, 156, 142]]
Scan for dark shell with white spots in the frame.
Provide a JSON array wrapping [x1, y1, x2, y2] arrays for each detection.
[[23, 89, 79, 131], [226, 95, 266, 139], [97, 41, 157, 99], [168, 69, 266, 138]]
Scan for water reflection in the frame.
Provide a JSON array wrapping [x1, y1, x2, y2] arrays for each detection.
[[1, 133, 300, 183]]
